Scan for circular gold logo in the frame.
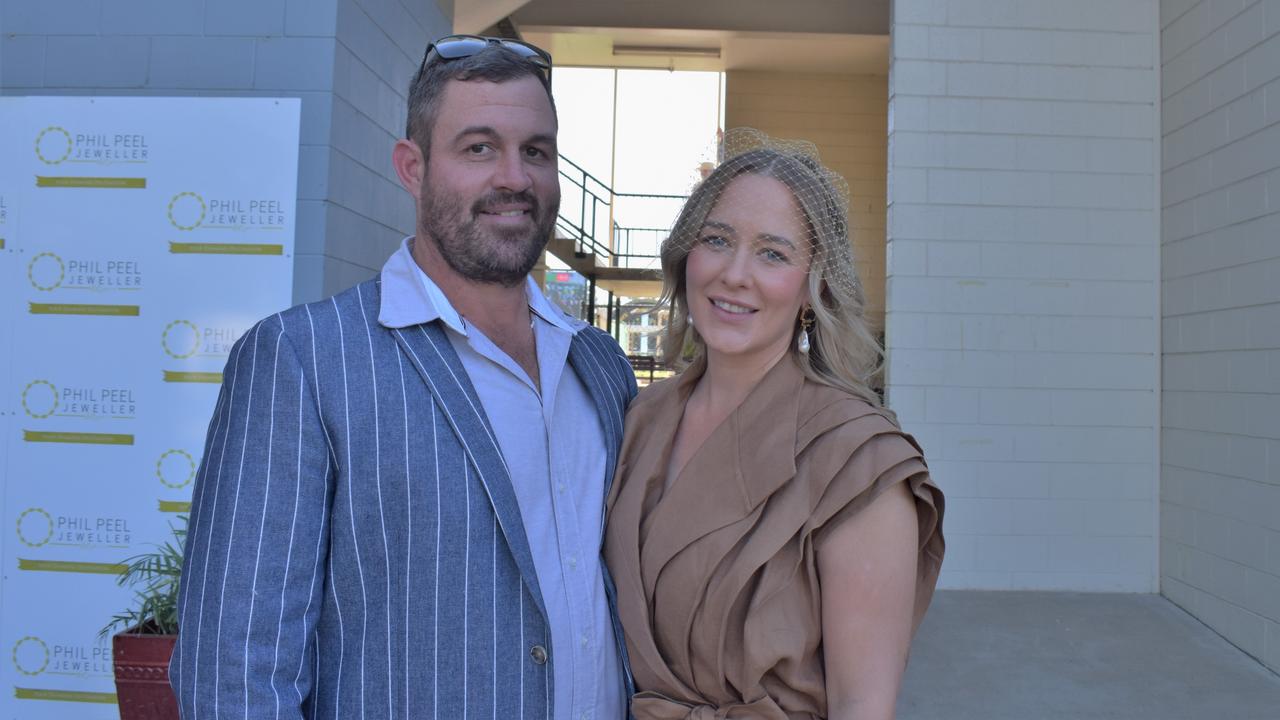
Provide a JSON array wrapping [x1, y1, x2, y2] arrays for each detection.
[[27, 252, 65, 292], [34, 127, 72, 165], [167, 192, 206, 231], [157, 449, 197, 489], [20, 380, 58, 419], [11, 637, 49, 676], [161, 320, 200, 359], [15, 508, 53, 548]]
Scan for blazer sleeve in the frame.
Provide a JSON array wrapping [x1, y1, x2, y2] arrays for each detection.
[[170, 315, 335, 719]]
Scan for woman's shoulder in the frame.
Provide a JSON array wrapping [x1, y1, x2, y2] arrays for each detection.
[[792, 381, 938, 542], [794, 379, 925, 462], [626, 372, 685, 417], [619, 374, 685, 448], [796, 379, 899, 430]]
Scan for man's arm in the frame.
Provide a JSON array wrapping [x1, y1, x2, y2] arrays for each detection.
[[171, 315, 335, 718]]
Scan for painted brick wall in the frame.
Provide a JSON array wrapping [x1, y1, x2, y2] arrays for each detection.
[[725, 70, 889, 334], [887, 0, 1161, 591], [1159, 0, 1280, 674], [0, 0, 451, 304]]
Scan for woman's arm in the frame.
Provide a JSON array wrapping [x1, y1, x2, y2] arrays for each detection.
[[817, 481, 920, 720]]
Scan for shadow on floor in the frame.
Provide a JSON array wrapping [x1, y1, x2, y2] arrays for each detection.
[[898, 591, 1280, 720]]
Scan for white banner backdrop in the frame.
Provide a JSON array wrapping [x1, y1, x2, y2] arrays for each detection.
[[0, 96, 300, 717]]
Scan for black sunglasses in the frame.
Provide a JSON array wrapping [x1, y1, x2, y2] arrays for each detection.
[[420, 35, 553, 87]]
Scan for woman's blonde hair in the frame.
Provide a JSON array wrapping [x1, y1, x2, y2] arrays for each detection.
[[658, 145, 884, 406]]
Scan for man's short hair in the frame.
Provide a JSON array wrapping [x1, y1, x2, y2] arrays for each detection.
[[405, 44, 557, 159]]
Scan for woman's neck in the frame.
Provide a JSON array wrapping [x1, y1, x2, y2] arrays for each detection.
[[696, 345, 791, 415]]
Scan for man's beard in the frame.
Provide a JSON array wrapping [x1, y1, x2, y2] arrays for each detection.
[[420, 187, 558, 288]]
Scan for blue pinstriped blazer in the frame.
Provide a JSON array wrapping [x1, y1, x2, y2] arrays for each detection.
[[170, 275, 638, 719]]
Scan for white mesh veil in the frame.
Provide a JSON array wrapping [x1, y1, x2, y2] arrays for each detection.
[[670, 127, 860, 296], [657, 128, 882, 402]]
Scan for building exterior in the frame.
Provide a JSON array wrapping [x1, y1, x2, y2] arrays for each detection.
[[2, 0, 1277, 674], [885, 0, 1279, 674]]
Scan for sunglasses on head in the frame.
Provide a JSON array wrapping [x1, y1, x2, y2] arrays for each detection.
[[420, 35, 553, 87]]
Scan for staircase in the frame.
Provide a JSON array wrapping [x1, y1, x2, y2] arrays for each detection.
[[549, 155, 684, 305]]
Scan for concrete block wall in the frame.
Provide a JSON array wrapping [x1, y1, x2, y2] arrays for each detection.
[[887, 0, 1161, 591], [1159, 0, 1280, 674], [303, 0, 448, 301], [725, 71, 889, 334], [0, 0, 450, 304]]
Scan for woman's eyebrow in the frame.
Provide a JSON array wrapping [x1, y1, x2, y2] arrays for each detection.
[[758, 233, 797, 250]]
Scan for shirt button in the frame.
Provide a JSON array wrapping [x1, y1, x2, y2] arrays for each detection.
[[581, 713, 589, 720], [530, 645, 548, 665], [580, 634, 589, 648], [557, 483, 566, 493], [568, 556, 578, 569]]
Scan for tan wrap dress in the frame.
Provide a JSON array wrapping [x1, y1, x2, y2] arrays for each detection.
[[604, 357, 945, 720]]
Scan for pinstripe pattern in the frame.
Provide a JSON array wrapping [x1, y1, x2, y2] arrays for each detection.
[[171, 276, 637, 719]]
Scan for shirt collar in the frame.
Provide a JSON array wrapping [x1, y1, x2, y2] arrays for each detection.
[[378, 237, 584, 336]]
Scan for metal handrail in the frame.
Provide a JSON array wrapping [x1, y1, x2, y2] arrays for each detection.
[[559, 154, 612, 194], [555, 153, 687, 267], [615, 192, 688, 200], [611, 225, 671, 268], [556, 157, 612, 260]]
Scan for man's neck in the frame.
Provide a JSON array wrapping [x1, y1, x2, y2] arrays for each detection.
[[410, 236, 531, 339], [410, 236, 541, 391]]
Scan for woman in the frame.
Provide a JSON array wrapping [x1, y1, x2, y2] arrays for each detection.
[[604, 130, 945, 720]]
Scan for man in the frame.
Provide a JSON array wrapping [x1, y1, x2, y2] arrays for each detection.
[[171, 36, 637, 720]]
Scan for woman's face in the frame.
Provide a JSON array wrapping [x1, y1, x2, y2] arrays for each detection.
[[685, 173, 811, 367]]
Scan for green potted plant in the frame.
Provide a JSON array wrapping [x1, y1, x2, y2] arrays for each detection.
[[101, 515, 185, 720]]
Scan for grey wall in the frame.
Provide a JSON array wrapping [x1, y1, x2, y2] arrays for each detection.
[[887, 0, 1162, 591], [300, 0, 450, 301], [0, 0, 452, 304], [1159, 0, 1280, 674]]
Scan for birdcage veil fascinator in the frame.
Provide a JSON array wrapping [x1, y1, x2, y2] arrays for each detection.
[[665, 127, 861, 299], [658, 128, 883, 403]]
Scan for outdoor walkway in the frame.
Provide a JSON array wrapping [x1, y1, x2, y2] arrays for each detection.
[[898, 591, 1280, 720]]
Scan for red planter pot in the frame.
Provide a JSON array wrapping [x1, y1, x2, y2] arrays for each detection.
[[112, 631, 178, 720]]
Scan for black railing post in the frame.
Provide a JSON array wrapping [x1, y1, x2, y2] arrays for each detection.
[[605, 290, 615, 336], [587, 275, 597, 327]]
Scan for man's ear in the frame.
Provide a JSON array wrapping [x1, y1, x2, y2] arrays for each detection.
[[393, 139, 426, 198]]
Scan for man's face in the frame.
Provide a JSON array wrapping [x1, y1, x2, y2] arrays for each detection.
[[419, 76, 560, 287]]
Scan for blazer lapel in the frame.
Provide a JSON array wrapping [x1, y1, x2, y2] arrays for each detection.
[[390, 320, 548, 621], [567, 332, 626, 499]]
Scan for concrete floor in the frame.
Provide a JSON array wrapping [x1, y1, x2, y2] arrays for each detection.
[[898, 591, 1280, 720]]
